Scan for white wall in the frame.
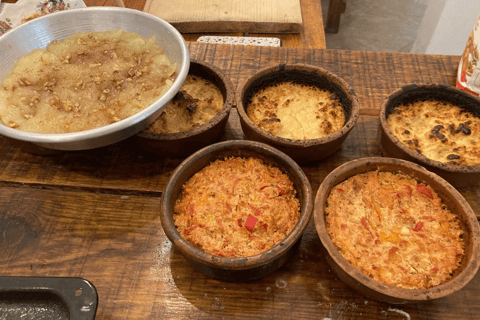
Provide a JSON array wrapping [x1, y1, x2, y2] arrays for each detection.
[[410, 0, 479, 55]]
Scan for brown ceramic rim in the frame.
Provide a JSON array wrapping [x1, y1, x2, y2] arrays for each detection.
[[160, 140, 313, 277], [379, 84, 480, 175], [314, 157, 480, 303], [136, 59, 234, 142], [236, 63, 359, 148]]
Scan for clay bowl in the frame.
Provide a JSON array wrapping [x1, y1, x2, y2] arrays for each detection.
[[135, 59, 234, 158], [236, 64, 359, 164], [160, 140, 313, 281], [314, 157, 480, 304], [379, 84, 480, 188]]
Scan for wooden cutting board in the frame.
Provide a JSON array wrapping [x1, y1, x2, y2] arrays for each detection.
[[143, 0, 303, 34]]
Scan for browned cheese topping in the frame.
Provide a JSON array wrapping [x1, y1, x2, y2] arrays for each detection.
[[145, 74, 223, 134], [325, 171, 464, 289], [387, 100, 480, 166], [174, 157, 300, 257], [0, 30, 176, 133], [246, 82, 345, 140]]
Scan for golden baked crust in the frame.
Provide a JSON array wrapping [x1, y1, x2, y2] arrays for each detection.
[[0, 30, 176, 133], [174, 157, 300, 257], [246, 82, 345, 140], [387, 100, 480, 166], [145, 74, 223, 134], [325, 171, 464, 289]]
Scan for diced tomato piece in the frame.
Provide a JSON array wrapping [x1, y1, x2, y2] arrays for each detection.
[[237, 218, 243, 227], [431, 267, 439, 273], [375, 239, 381, 245], [249, 204, 261, 216], [372, 265, 378, 270], [340, 223, 347, 230], [360, 217, 369, 229], [399, 240, 408, 247], [416, 184, 433, 199], [226, 203, 232, 212], [412, 221, 424, 231], [245, 214, 258, 233], [395, 192, 402, 199]]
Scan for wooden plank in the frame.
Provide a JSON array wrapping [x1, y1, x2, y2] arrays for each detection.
[[83, 0, 327, 49], [144, 0, 303, 34]]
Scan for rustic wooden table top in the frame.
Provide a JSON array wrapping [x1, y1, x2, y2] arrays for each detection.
[[1, 41, 479, 319], [84, 0, 327, 49]]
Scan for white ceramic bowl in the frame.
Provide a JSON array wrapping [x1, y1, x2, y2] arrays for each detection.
[[0, 7, 189, 151]]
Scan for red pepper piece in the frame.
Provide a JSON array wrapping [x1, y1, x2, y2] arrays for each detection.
[[260, 185, 269, 191], [185, 225, 199, 235], [405, 185, 412, 197], [416, 184, 433, 199], [336, 188, 344, 193], [245, 214, 258, 233], [389, 247, 399, 254], [259, 221, 268, 231], [237, 218, 243, 228], [360, 217, 369, 229], [278, 187, 287, 196], [413, 221, 424, 231], [372, 265, 378, 270], [249, 204, 261, 216], [188, 203, 195, 215]]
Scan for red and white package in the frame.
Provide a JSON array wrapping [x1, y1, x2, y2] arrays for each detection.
[[457, 14, 480, 96]]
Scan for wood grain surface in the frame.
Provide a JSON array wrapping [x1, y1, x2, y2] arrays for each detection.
[[1, 42, 479, 320], [143, 0, 303, 34], [83, 0, 327, 49]]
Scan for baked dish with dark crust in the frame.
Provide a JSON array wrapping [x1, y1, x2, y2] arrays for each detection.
[[386, 100, 480, 166], [246, 81, 345, 140]]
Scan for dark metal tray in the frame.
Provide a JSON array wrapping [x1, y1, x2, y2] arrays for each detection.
[[0, 276, 97, 320]]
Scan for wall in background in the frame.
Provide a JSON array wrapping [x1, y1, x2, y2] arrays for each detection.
[[410, 0, 479, 55]]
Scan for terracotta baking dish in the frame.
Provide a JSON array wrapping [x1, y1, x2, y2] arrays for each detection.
[[135, 59, 234, 158], [379, 84, 480, 188], [236, 63, 359, 163], [160, 140, 313, 281], [314, 157, 480, 304]]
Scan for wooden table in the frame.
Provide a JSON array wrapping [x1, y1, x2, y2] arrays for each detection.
[[84, 0, 327, 49], [1, 42, 479, 319]]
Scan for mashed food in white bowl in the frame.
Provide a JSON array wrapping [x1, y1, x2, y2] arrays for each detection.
[[0, 29, 176, 133]]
